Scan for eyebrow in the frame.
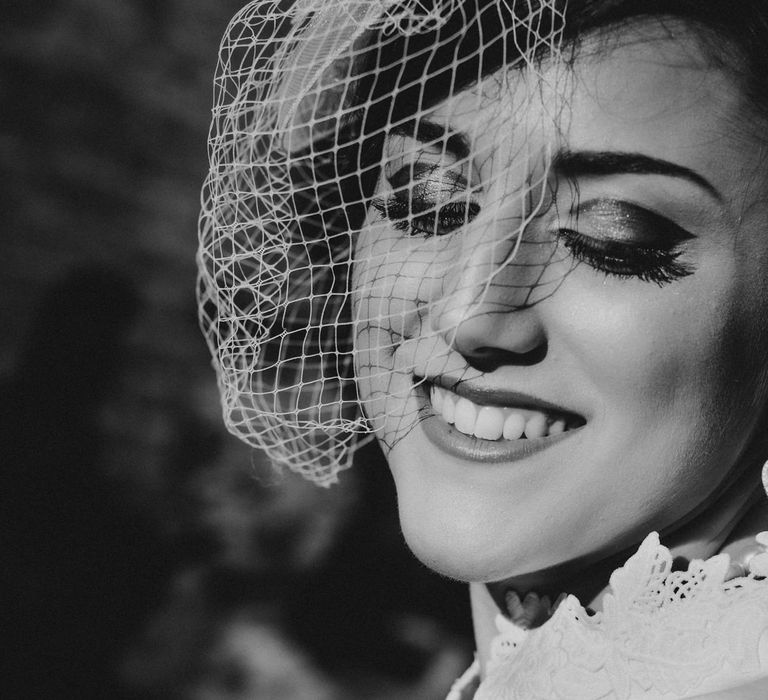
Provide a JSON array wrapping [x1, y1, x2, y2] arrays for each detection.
[[386, 121, 722, 202], [388, 118, 471, 161], [552, 149, 723, 202]]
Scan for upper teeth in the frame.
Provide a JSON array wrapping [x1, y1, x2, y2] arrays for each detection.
[[429, 384, 570, 441]]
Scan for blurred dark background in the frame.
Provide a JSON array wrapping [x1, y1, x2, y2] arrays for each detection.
[[0, 2, 473, 698]]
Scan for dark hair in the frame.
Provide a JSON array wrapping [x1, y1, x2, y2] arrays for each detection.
[[274, 0, 768, 449], [304, 0, 768, 307], [330, 0, 768, 214], [289, 0, 768, 251]]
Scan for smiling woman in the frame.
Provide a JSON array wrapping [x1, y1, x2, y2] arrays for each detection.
[[198, 0, 768, 697]]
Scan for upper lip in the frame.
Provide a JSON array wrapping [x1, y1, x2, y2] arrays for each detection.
[[424, 375, 585, 421]]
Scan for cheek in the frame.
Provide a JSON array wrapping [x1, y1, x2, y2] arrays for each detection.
[[559, 270, 768, 483], [351, 229, 441, 431], [572, 298, 709, 409], [352, 229, 450, 368], [354, 231, 433, 328]]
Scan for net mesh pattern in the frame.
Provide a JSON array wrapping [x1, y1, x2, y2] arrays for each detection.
[[198, 0, 570, 485]]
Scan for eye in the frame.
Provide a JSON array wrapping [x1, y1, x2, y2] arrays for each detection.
[[371, 162, 481, 238], [371, 195, 480, 237], [555, 199, 695, 286]]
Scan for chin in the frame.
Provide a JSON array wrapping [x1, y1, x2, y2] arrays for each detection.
[[388, 444, 551, 583], [396, 499, 564, 583], [399, 517, 514, 582]]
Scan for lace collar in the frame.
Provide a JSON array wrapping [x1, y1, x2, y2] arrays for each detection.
[[449, 532, 768, 699]]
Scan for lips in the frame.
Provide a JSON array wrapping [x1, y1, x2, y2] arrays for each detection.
[[431, 383, 578, 440], [416, 377, 585, 462]]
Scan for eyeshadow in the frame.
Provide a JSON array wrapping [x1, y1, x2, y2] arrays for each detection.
[[573, 198, 694, 245]]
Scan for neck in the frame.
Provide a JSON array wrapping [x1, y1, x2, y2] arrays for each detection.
[[470, 467, 768, 678]]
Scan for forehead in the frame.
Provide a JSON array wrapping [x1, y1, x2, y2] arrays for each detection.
[[425, 22, 756, 206]]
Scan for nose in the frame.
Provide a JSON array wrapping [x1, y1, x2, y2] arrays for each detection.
[[430, 237, 548, 371]]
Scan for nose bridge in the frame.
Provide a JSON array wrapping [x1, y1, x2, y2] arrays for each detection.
[[430, 222, 547, 356], [426, 108, 555, 356], [447, 230, 526, 314], [443, 136, 552, 311]]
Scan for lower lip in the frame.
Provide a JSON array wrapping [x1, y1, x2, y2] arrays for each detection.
[[417, 387, 579, 463]]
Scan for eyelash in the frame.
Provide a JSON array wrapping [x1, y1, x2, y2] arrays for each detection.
[[370, 195, 480, 237], [371, 187, 694, 287], [556, 228, 694, 287]]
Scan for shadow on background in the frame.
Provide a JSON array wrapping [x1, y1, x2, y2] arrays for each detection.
[[1, 267, 170, 698], [1, 2, 474, 698]]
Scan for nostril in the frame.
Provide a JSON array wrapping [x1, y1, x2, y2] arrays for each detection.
[[463, 342, 548, 372], [437, 297, 548, 367]]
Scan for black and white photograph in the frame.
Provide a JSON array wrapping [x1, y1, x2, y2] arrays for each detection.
[[5, 1, 768, 698]]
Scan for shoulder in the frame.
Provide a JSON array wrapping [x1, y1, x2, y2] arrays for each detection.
[[446, 658, 480, 700]]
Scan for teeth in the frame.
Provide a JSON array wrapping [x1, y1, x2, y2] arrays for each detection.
[[503, 413, 526, 440], [430, 384, 444, 413], [549, 419, 566, 435], [524, 413, 548, 439], [475, 406, 504, 440], [454, 398, 477, 434], [442, 391, 455, 424], [428, 383, 575, 442]]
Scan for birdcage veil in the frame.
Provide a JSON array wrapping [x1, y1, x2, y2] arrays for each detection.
[[198, 0, 571, 485]]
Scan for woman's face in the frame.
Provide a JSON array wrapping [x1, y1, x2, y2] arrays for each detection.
[[352, 22, 768, 582]]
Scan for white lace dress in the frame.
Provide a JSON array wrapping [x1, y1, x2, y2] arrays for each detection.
[[446, 532, 768, 699]]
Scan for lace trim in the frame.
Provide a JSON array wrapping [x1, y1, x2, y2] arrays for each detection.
[[451, 532, 768, 700]]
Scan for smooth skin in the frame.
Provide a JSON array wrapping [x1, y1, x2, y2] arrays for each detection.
[[353, 20, 768, 693]]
